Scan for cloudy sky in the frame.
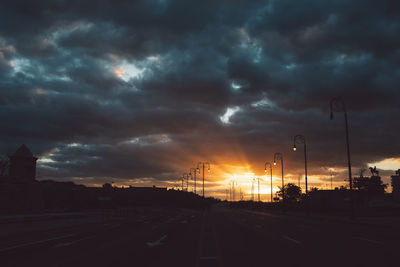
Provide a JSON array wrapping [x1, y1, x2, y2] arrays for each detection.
[[1, 0, 399, 199]]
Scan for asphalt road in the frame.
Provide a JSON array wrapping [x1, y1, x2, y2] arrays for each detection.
[[1, 205, 398, 267]]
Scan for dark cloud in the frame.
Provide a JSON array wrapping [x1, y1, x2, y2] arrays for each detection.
[[0, 0, 399, 193]]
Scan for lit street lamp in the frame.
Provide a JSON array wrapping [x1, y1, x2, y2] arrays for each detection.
[[330, 97, 354, 218], [293, 134, 308, 194], [264, 162, 273, 202], [197, 162, 210, 197], [273, 153, 284, 201]]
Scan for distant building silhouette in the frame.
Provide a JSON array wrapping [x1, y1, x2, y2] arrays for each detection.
[[391, 169, 400, 202], [308, 189, 350, 210], [8, 144, 37, 182]]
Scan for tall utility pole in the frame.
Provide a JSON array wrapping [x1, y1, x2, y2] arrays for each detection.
[[257, 178, 260, 202], [265, 162, 273, 202], [197, 162, 210, 198], [330, 97, 354, 219], [188, 174, 190, 191], [190, 168, 199, 194], [251, 179, 254, 201], [274, 153, 284, 201], [182, 173, 189, 191], [293, 135, 308, 194], [230, 181, 236, 202], [187, 173, 190, 191], [298, 174, 301, 188], [229, 182, 232, 201]]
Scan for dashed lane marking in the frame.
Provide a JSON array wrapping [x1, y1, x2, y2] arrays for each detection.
[[54, 235, 96, 248], [146, 235, 167, 248], [282, 235, 302, 245], [0, 234, 76, 252]]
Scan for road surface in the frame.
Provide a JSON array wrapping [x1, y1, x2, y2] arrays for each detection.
[[1, 205, 398, 267]]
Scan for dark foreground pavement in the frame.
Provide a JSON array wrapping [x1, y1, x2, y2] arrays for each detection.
[[1, 205, 399, 267]]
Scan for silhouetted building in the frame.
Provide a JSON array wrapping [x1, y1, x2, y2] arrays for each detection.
[[8, 144, 37, 182], [308, 189, 350, 210], [391, 169, 400, 202]]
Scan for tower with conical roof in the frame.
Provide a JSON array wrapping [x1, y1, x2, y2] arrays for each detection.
[[8, 144, 37, 182]]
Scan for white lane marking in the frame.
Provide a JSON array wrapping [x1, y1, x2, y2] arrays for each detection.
[[282, 235, 302, 245], [0, 234, 76, 252], [200, 256, 217, 260], [353, 237, 384, 245], [146, 235, 167, 247], [54, 236, 96, 248]]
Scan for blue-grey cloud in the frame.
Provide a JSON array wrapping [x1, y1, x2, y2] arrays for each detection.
[[0, 0, 399, 187]]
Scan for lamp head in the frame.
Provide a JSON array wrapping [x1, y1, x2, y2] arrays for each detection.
[[273, 161, 276, 166], [196, 167, 200, 172], [293, 145, 297, 151], [264, 168, 267, 173], [208, 168, 210, 173]]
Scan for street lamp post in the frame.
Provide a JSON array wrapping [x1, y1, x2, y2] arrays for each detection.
[[330, 97, 354, 218], [182, 173, 189, 191], [197, 162, 210, 198], [251, 178, 255, 201], [264, 162, 273, 202], [293, 135, 308, 194], [273, 153, 284, 201], [190, 168, 199, 194], [181, 175, 185, 191], [229, 180, 237, 201], [187, 172, 192, 192]]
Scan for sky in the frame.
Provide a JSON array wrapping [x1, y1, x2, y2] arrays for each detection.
[[1, 0, 399, 200]]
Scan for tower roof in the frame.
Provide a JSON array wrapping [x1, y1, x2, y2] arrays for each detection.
[[12, 144, 34, 157]]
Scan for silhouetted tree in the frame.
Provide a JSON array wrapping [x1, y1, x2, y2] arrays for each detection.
[[368, 176, 387, 196], [353, 176, 369, 191], [277, 183, 301, 202], [310, 187, 319, 192], [353, 175, 387, 196]]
